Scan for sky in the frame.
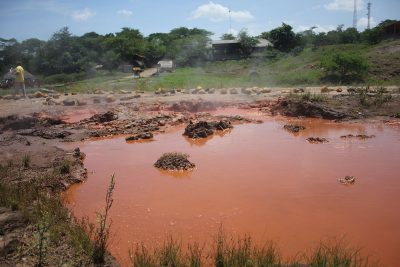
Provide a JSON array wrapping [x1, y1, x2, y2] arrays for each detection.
[[0, 0, 399, 41]]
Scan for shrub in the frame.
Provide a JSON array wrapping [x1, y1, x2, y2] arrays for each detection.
[[321, 51, 369, 83]]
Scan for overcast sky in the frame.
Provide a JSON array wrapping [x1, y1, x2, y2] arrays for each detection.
[[0, 0, 399, 41]]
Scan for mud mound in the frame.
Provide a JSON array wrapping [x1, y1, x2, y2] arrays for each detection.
[[183, 120, 232, 139], [125, 132, 153, 141], [168, 101, 219, 112], [273, 99, 348, 120], [89, 111, 117, 123], [283, 124, 305, 133], [339, 175, 356, 185], [340, 134, 375, 139], [154, 152, 195, 171], [307, 137, 329, 143]]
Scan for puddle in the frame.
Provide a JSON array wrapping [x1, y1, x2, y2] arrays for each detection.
[[63, 118, 400, 266]]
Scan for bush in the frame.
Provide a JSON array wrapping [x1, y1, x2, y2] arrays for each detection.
[[321, 51, 369, 83]]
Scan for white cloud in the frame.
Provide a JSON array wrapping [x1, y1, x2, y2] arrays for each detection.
[[325, 0, 365, 11], [191, 2, 254, 22], [358, 17, 376, 28], [72, 8, 95, 22], [117, 9, 133, 17], [296, 25, 336, 33]]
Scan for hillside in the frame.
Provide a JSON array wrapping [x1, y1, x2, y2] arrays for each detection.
[[148, 39, 400, 90]]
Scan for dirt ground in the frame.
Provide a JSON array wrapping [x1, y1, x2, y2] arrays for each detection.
[[0, 85, 399, 266]]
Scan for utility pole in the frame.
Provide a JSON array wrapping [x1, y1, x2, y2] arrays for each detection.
[[353, 0, 357, 29], [229, 8, 232, 34], [367, 2, 372, 29]]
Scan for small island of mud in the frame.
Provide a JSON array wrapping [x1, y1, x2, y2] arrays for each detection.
[[154, 152, 195, 171]]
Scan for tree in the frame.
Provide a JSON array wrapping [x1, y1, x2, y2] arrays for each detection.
[[221, 33, 235, 40], [267, 23, 299, 52], [321, 51, 369, 83], [237, 30, 258, 56]]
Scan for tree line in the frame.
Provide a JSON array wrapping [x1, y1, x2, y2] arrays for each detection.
[[0, 19, 397, 78]]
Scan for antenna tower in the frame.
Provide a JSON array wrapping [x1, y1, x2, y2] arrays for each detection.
[[367, 2, 372, 29], [229, 8, 232, 33], [353, 0, 357, 28]]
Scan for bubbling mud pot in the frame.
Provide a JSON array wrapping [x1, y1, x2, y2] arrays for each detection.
[[63, 118, 400, 266]]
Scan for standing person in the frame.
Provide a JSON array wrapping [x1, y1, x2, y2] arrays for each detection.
[[14, 63, 26, 98]]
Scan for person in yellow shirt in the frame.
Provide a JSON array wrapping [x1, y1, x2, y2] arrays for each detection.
[[13, 63, 26, 98]]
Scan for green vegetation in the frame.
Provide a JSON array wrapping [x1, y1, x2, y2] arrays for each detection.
[[0, 167, 116, 266], [321, 51, 369, 83], [1, 19, 398, 87], [21, 153, 31, 168], [58, 160, 71, 175], [128, 229, 378, 267]]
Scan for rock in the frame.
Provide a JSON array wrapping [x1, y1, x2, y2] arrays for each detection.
[[320, 86, 331, 93], [183, 120, 232, 139], [306, 137, 328, 143], [208, 88, 216, 94], [105, 95, 116, 103], [32, 91, 47, 98], [125, 132, 153, 141], [220, 89, 228, 94], [283, 124, 306, 133], [62, 98, 75, 106], [119, 90, 130, 94], [336, 88, 343, 92], [198, 89, 206, 94], [260, 88, 271, 94], [242, 88, 252, 95], [294, 88, 305, 93], [154, 152, 195, 171], [77, 100, 87, 106], [93, 97, 101, 104], [229, 88, 238, 94]]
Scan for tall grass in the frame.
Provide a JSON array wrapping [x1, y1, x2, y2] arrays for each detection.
[[129, 231, 378, 267]]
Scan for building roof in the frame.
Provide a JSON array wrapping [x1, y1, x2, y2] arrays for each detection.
[[211, 38, 271, 47]]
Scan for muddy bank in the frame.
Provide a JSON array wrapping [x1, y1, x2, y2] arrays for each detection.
[[271, 92, 400, 121], [0, 131, 119, 266]]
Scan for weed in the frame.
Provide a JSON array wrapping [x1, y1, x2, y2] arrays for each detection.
[[59, 160, 71, 174], [156, 236, 183, 267], [306, 239, 376, 267], [22, 153, 31, 168], [187, 243, 203, 267], [130, 244, 157, 267], [300, 92, 327, 102], [92, 174, 116, 264]]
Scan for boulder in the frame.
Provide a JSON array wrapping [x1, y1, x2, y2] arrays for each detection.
[[63, 98, 76, 106]]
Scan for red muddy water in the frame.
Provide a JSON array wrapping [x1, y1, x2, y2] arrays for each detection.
[[64, 118, 400, 266]]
